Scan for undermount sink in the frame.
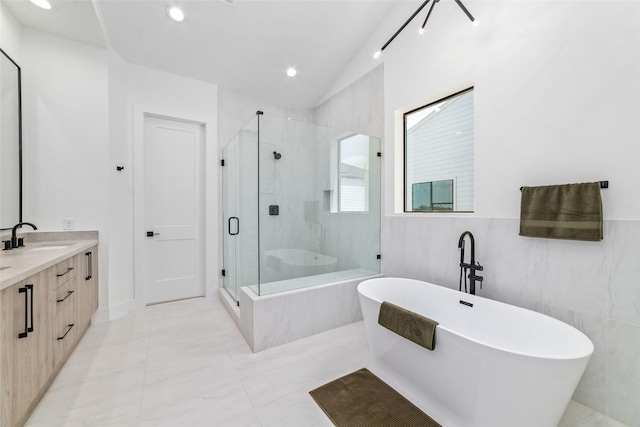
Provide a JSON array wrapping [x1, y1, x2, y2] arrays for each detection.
[[30, 244, 73, 251]]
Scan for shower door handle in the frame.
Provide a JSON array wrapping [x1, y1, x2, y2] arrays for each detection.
[[228, 217, 239, 236]]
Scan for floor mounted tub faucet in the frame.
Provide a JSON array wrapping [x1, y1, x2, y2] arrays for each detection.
[[458, 231, 483, 295]]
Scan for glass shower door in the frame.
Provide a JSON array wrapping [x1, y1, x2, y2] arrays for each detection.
[[222, 117, 259, 303], [222, 136, 239, 302]]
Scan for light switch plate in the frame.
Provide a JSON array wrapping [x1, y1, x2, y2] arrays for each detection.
[[63, 218, 74, 230]]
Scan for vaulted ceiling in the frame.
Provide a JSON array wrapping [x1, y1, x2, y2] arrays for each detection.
[[3, 0, 397, 107]]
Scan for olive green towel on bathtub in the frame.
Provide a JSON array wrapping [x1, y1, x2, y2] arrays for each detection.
[[378, 301, 438, 351], [520, 182, 603, 241]]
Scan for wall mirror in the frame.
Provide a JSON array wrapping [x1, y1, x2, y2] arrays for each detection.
[[0, 48, 22, 230]]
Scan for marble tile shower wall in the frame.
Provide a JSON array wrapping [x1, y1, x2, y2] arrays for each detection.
[[313, 64, 385, 138], [311, 65, 386, 277], [257, 112, 382, 283], [316, 144, 382, 274], [319, 211, 380, 273], [381, 216, 640, 426], [259, 117, 319, 283]]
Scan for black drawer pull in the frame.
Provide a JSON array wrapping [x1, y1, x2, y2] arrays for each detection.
[[27, 284, 34, 333], [18, 286, 28, 339], [85, 251, 93, 280], [57, 267, 74, 277], [17, 284, 35, 337], [56, 290, 74, 303], [57, 323, 74, 340]]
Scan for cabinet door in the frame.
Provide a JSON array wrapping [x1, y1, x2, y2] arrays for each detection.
[[76, 246, 98, 334], [0, 271, 52, 426]]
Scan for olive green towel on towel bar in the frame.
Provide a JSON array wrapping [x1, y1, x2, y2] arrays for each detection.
[[378, 301, 438, 351], [520, 182, 603, 241]]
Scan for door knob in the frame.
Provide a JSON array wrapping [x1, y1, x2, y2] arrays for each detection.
[[146, 231, 160, 237]]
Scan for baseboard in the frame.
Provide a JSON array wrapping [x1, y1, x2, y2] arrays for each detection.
[[92, 299, 136, 323]]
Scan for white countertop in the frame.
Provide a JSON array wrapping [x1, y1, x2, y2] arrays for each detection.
[[0, 239, 98, 291]]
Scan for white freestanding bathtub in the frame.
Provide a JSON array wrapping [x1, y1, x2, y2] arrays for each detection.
[[358, 277, 594, 427]]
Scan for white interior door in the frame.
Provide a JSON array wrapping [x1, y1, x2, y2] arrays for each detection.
[[144, 116, 204, 305]]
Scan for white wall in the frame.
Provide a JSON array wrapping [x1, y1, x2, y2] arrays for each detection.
[[330, 0, 640, 220], [21, 28, 111, 312], [321, 1, 640, 425], [13, 24, 218, 320], [108, 52, 218, 316], [0, 1, 22, 61], [388, 0, 638, 219], [106, 50, 131, 313], [22, 29, 110, 229]]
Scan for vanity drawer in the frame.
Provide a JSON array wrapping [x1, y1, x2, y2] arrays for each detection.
[[54, 257, 76, 287], [53, 279, 76, 366], [53, 278, 75, 311]]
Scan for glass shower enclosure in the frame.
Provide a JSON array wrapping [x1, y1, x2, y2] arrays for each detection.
[[222, 112, 381, 302]]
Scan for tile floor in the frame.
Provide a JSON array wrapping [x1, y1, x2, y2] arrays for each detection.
[[26, 296, 627, 427]]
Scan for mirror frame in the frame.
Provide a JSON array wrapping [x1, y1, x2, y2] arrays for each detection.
[[0, 47, 23, 230]]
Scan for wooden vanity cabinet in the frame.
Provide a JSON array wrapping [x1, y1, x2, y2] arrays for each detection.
[[51, 246, 99, 372], [1, 270, 53, 427], [0, 244, 99, 427]]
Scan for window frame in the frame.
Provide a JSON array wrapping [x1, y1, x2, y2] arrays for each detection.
[[403, 86, 474, 214]]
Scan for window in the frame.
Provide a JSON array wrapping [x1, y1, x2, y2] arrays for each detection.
[[404, 87, 474, 212], [412, 179, 454, 211], [339, 134, 370, 212]]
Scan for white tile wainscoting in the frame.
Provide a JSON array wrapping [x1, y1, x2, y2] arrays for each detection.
[[382, 217, 640, 425]]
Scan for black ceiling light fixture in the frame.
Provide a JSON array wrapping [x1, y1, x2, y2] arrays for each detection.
[[373, 0, 477, 58]]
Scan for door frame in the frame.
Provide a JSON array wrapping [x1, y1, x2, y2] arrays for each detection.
[[133, 104, 217, 309]]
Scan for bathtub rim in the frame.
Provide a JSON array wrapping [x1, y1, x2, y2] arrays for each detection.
[[358, 276, 595, 361]]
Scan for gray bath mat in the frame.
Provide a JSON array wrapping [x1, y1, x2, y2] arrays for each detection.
[[309, 368, 442, 427]]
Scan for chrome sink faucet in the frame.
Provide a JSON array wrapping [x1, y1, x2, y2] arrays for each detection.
[[458, 231, 483, 295], [8, 222, 38, 250]]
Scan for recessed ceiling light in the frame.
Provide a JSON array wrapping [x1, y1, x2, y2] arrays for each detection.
[[286, 68, 297, 77], [167, 6, 184, 22], [30, 0, 52, 10]]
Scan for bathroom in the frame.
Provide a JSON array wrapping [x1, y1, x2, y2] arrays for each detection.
[[0, 0, 638, 426]]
